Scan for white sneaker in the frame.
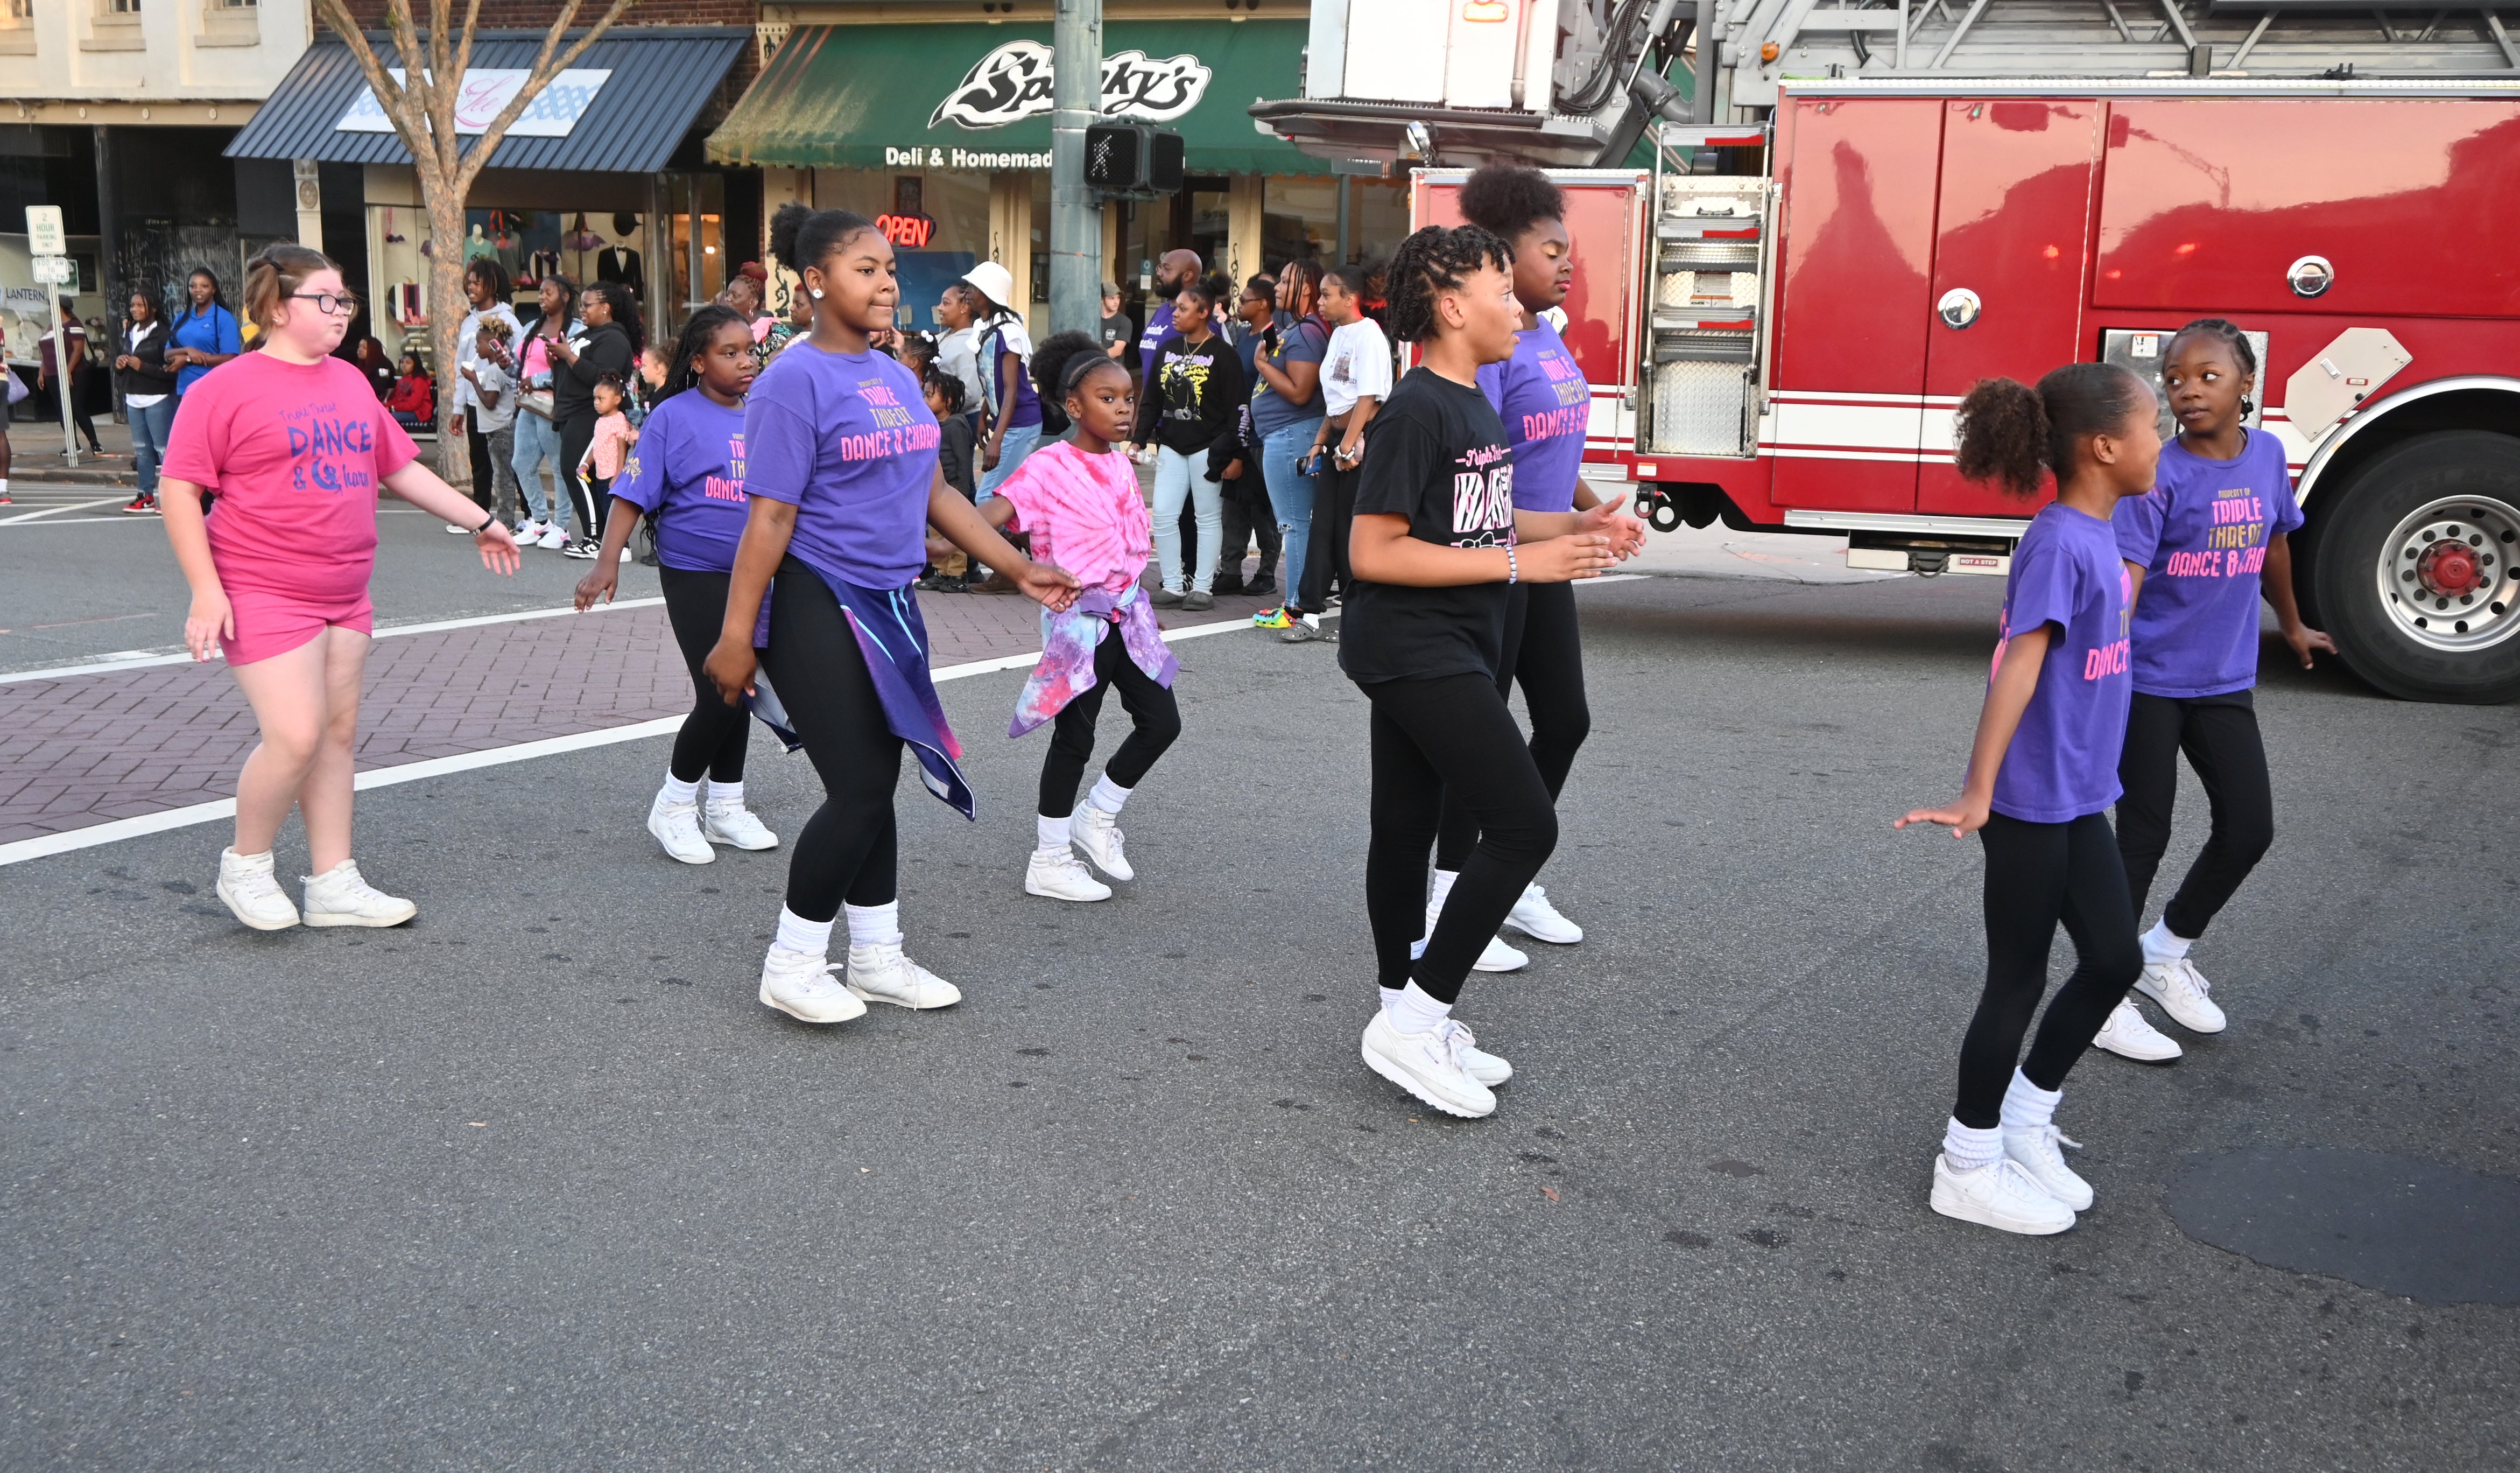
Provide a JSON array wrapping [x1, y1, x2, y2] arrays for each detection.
[[2003, 1124, 2094, 1211], [512, 520, 543, 544], [560, 539, 600, 560], [536, 525, 568, 550], [619, 545, 634, 564], [2092, 998, 2183, 1062], [701, 802, 778, 850], [759, 945, 867, 1025], [846, 944, 962, 1009], [1362, 1009, 1496, 1118], [1437, 1016, 1512, 1087], [647, 795, 714, 865], [1419, 902, 1532, 974], [1070, 802, 1133, 880], [1025, 848, 1112, 902], [300, 859, 418, 928], [1930, 1153, 2076, 1236], [2136, 956, 2227, 1034], [215, 847, 300, 930], [446, 521, 474, 535], [1503, 883, 1582, 944]]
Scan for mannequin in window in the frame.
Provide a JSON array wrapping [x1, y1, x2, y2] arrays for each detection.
[[464, 223, 495, 264], [597, 213, 644, 298]]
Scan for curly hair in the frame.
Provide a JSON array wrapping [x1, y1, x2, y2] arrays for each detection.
[[1952, 362, 2152, 498], [921, 364, 967, 416], [2168, 317, 2257, 376], [1382, 223, 1515, 343], [1029, 328, 1127, 436], [1458, 162, 1568, 243]]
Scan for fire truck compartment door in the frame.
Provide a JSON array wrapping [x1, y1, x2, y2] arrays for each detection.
[[2094, 100, 2520, 319], [1766, 97, 1942, 515], [1917, 99, 2102, 519]]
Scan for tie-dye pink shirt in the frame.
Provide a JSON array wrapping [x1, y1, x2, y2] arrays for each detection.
[[991, 439, 1151, 595]]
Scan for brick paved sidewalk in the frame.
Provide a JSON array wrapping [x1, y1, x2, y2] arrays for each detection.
[[1, 573, 1290, 847]]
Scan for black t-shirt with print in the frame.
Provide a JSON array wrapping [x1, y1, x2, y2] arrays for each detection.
[[1338, 367, 1517, 685], [1134, 333, 1245, 455]]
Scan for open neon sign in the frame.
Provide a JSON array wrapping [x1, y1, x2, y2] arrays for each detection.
[[877, 213, 936, 249]]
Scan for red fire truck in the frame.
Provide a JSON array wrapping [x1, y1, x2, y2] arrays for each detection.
[[1412, 80, 2520, 704]]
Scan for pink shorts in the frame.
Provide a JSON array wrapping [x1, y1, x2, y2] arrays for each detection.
[[221, 587, 374, 667]]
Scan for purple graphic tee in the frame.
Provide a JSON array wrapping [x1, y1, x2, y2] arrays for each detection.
[[2114, 429, 2304, 698], [1988, 503, 2134, 824], [1477, 319, 1588, 513], [607, 392, 747, 574], [741, 342, 939, 590]]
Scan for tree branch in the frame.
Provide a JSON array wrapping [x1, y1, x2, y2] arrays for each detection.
[[311, 0, 438, 185], [452, 0, 636, 193]]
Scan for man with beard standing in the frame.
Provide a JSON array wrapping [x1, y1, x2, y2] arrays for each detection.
[[1136, 249, 1203, 386]]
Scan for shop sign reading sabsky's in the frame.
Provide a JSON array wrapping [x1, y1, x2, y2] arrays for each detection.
[[336, 68, 612, 137], [928, 43, 1213, 129]]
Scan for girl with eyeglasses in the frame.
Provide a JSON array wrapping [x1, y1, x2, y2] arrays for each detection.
[[157, 244, 522, 934]]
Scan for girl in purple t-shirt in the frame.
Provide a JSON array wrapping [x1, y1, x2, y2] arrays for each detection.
[[2100, 319, 2335, 1063], [572, 305, 782, 866], [702, 204, 1078, 1030], [1898, 361, 2160, 1238]]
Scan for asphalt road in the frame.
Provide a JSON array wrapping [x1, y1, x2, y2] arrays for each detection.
[[5, 569, 2515, 1470]]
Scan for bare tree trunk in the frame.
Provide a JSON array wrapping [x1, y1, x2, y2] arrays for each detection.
[[427, 187, 470, 486]]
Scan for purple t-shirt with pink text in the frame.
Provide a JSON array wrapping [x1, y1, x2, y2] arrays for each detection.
[[2114, 429, 2303, 698], [1476, 319, 1587, 513], [606, 391, 747, 574], [741, 342, 939, 590], [1989, 503, 2133, 823]]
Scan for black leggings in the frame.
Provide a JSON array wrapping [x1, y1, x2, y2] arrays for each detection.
[[1434, 581, 1591, 869], [756, 559, 901, 923], [559, 410, 604, 539], [1038, 627, 1181, 817], [1295, 460, 1356, 614], [2115, 692, 2273, 940], [1364, 672, 1559, 1003], [1954, 812, 2144, 1128], [660, 565, 750, 786], [465, 424, 497, 516]]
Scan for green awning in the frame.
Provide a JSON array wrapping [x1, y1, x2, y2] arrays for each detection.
[[708, 19, 1328, 174]]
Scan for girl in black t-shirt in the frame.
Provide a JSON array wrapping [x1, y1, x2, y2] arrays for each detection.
[[1341, 225, 1644, 1120]]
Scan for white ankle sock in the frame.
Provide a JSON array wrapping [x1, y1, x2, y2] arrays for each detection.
[[844, 900, 902, 950], [1942, 1117, 2002, 1172], [659, 773, 700, 807], [1088, 774, 1131, 814], [775, 907, 833, 957], [1037, 813, 1072, 852], [1429, 868, 1460, 911], [1385, 980, 1451, 1037], [1999, 1069, 2063, 1134], [2142, 916, 2191, 964], [1379, 985, 1404, 1014], [706, 778, 745, 811]]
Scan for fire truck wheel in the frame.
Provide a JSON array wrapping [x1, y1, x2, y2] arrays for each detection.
[[2314, 430, 2520, 705]]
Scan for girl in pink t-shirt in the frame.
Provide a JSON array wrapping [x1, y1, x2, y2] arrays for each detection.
[[159, 244, 522, 933], [982, 332, 1181, 903]]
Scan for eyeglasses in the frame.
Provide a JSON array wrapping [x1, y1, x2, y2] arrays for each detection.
[[287, 291, 362, 317]]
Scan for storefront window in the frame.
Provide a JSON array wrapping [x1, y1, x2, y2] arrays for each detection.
[[1263, 176, 1336, 271], [1349, 177, 1413, 270], [661, 173, 726, 336], [812, 167, 990, 331]]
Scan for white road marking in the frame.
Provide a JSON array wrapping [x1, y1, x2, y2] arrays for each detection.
[[0, 576, 1661, 867], [0, 495, 130, 525], [0, 597, 667, 684]]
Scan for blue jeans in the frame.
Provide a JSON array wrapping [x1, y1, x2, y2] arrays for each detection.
[[1262, 418, 1325, 606], [979, 422, 1044, 499], [510, 411, 567, 527], [1152, 445, 1221, 593], [128, 396, 178, 497]]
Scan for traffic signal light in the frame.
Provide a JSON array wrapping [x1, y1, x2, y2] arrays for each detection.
[[1084, 123, 1185, 194]]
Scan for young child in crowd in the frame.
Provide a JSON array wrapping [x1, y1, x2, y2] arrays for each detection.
[[567, 376, 637, 562], [461, 317, 523, 532], [918, 368, 980, 593], [1898, 360, 2161, 1236], [981, 331, 1181, 903], [386, 351, 435, 433]]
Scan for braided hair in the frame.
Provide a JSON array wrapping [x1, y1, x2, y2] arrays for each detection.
[[1029, 329, 1127, 437], [1382, 224, 1515, 343], [658, 304, 749, 404], [2169, 317, 2258, 417]]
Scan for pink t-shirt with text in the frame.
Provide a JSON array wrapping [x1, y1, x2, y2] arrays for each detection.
[[163, 351, 420, 602], [993, 439, 1152, 595]]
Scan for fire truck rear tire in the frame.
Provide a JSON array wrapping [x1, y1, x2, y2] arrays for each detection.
[[2313, 430, 2520, 705]]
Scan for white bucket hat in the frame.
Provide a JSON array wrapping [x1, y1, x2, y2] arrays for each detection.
[[958, 261, 1018, 313]]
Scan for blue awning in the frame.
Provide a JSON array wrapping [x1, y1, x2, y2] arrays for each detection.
[[225, 27, 748, 174]]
